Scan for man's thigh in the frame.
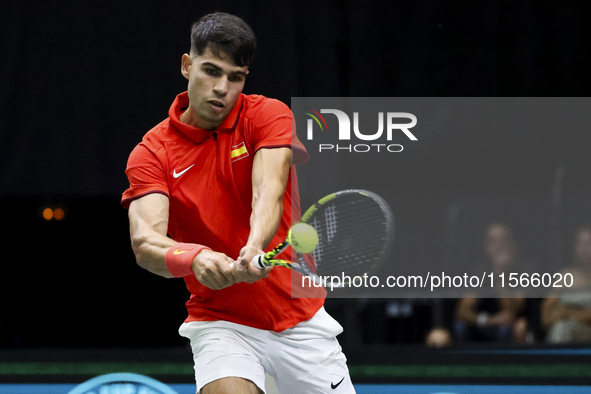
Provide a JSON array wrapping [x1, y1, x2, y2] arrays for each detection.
[[271, 337, 355, 394], [201, 377, 263, 394], [268, 308, 356, 394], [179, 322, 267, 393]]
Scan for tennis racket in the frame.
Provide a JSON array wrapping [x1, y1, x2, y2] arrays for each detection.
[[254, 189, 394, 288]]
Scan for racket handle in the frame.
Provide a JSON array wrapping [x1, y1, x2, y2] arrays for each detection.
[[229, 255, 266, 269], [253, 254, 266, 269]]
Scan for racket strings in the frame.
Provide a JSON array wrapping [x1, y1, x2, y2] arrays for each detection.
[[308, 197, 391, 277]]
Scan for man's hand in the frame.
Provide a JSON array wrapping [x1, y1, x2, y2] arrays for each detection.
[[234, 245, 273, 284], [192, 249, 238, 290]]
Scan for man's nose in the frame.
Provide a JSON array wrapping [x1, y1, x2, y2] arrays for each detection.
[[213, 77, 229, 96]]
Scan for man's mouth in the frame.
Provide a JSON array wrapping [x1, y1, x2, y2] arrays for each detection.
[[208, 100, 225, 108]]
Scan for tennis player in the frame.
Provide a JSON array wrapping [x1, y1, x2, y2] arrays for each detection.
[[122, 13, 355, 394]]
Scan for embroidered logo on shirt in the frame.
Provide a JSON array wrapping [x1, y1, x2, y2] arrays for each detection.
[[173, 164, 195, 178], [231, 142, 249, 162]]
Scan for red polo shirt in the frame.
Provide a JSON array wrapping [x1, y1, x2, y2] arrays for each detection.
[[122, 92, 325, 331]]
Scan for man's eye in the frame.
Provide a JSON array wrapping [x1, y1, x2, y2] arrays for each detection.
[[229, 75, 243, 83], [205, 68, 219, 76]]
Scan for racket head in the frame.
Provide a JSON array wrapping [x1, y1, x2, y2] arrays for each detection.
[[296, 189, 394, 279]]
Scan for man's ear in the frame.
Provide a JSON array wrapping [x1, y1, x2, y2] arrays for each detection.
[[181, 53, 192, 80]]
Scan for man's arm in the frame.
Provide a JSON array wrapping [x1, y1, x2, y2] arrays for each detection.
[[456, 297, 480, 325], [568, 308, 591, 324], [542, 296, 591, 328], [456, 297, 522, 327], [128, 193, 237, 289], [486, 297, 525, 326], [129, 193, 175, 277], [235, 147, 292, 277]]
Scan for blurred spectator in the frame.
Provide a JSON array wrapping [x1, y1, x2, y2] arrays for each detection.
[[454, 222, 528, 343], [542, 224, 591, 343], [426, 326, 453, 348]]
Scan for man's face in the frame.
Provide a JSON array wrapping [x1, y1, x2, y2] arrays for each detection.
[[181, 47, 248, 130], [485, 224, 517, 268]]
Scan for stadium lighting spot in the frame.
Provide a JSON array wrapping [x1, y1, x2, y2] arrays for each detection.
[[54, 208, 65, 220], [43, 208, 53, 220]]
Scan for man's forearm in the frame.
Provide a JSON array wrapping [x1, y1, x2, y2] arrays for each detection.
[[247, 186, 283, 250], [131, 230, 178, 278], [129, 196, 177, 278], [247, 147, 291, 251]]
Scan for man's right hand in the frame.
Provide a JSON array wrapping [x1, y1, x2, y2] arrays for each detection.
[[192, 249, 238, 290]]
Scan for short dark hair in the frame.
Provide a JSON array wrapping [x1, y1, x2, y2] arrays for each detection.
[[190, 12, 256, 67]]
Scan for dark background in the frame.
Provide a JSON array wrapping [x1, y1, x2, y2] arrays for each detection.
[[2, 1, 591, 348]]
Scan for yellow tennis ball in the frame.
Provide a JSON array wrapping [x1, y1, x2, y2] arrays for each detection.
[[289, 223, 319, 253]]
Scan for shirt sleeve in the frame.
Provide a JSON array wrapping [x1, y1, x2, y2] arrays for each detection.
[[250, 98, 309, 164], [120, 143, 169, 209]]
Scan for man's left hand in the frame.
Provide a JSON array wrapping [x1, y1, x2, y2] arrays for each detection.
[[234, 245, 273, 283]]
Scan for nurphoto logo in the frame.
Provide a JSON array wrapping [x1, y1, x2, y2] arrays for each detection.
[[303, 108, 417, 153]]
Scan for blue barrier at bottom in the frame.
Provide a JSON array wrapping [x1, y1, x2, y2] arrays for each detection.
[[2, 384, 591, 394]]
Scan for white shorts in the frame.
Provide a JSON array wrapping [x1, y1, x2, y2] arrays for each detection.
[[178, 307, 356, 394]]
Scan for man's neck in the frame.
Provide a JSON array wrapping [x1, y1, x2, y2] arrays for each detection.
[[180, 107, 220, 131]]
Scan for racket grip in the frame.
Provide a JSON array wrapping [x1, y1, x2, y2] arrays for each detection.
[[253, 254, 266, 269]]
